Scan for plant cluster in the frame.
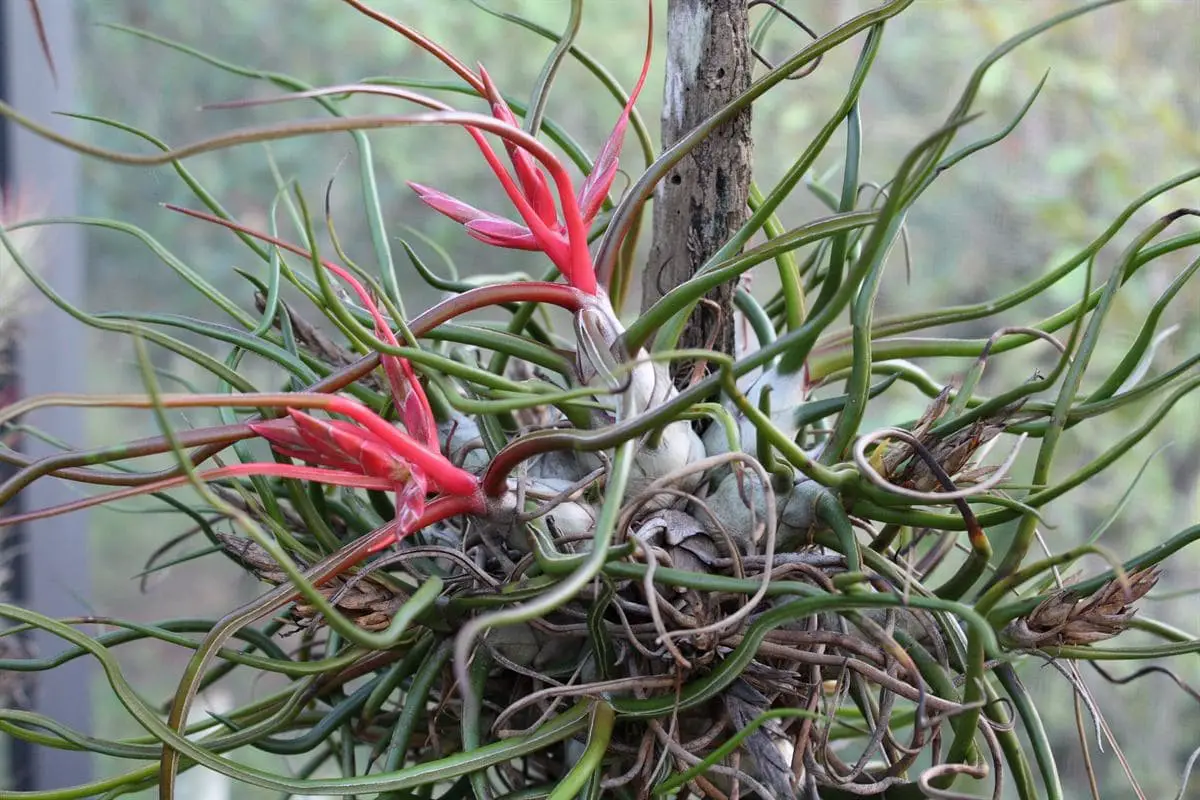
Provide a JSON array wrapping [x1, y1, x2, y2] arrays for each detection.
[[1, 1, 1198, 798]]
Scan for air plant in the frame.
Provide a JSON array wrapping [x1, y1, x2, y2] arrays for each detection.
[[0, 1, 1198, 799]]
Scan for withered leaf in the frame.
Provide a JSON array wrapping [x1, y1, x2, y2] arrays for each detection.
[[723, 680, 797, 800]]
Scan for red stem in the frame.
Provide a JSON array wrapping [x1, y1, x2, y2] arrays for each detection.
[[367, 491, 485, 552], [166, 205, 588, 323], [338, 0, 485, 94], [411, 281, 587, 329], [0, 462, 393, 528], [481, 429, 577, 499]]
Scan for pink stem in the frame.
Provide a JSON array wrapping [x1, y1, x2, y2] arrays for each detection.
[[166, 203, 586, 325]]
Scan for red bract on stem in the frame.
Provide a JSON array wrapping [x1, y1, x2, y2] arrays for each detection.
[[0, 391, 483, 551], [0, 280, 586, 503], [204, 76, 596, 292], [301, 242, 437, 450], [361, 492, 484, 553], [411, 280, 590, 323], [406, 4, 653, 297], [164, 205, 591, 319]]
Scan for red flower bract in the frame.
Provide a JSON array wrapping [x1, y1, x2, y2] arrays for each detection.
[[408, 8, 652, 297], [243, 263, 480, 550]]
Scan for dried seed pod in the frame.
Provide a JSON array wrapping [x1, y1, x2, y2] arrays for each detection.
[[291, 573, 407, 632], [216, 534, 403, 632], [1004, 566, 1160, 649], [878, 386, 1022, 491]]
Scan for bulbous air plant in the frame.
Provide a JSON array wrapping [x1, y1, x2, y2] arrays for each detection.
[[0, 14, 682, 543], [405, 18, 706, 509], [2, 1, 1197, 798]]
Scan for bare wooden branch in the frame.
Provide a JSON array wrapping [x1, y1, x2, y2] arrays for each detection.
[[644, 0, 753, 365]]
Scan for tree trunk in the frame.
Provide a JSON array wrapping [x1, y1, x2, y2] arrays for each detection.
[[643, 0, 753, 368]]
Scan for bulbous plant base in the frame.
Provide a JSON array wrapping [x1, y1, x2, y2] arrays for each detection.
[[209, 365, 1162, 798], [211, 439, 1071, 799]]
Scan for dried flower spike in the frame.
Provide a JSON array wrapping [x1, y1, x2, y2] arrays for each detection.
[[1004, 566, 1161, 649]]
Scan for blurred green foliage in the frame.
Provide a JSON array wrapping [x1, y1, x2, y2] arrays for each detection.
[[70, 1, 1197, 797]]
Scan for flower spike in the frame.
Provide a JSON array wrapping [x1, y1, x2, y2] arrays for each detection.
[[479, 66, 558, 227], [314, 259, 437, 450], [1, 391, 482, 553], [578, 4, 654, 223], [405, 6, 652, 299], [408, 183, 541, 251]]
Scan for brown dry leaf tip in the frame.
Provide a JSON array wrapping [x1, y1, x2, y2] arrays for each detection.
[[1004, 566, 1161, 649], [215, 534, 402, 632], [879, 386, 1023, 491], [26, 0, 59, 84], [253, 294, 385, 392], [216, 533, 293, 584], [292, 577, 403, 633]]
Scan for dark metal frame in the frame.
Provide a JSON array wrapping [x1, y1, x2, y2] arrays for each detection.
[[1, 0, 91, 790]]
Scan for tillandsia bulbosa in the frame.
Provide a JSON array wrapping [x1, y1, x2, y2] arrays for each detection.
[[0, 1, 1198, 798]]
